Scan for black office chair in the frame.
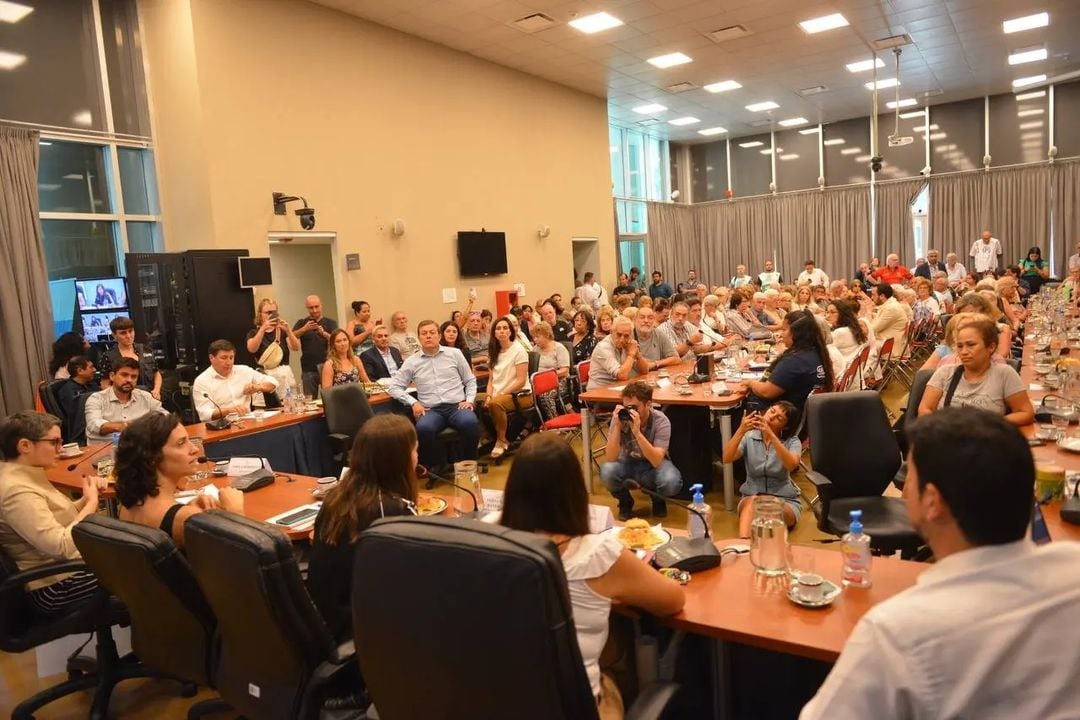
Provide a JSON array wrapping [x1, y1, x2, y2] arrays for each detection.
[[351, 517, 678, 720], [184, 512, 358, 720], [892, 368, 935, 489], [38, 378, 65, 419], [0, 547, 152, 720], [805, 391, 922, 558], [71, 515, 227, 718], [320, 382, 375, 464]]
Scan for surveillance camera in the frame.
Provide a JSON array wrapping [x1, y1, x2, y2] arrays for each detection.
[[870, 156, 883, 173], [295, 207, 315, 230], [920, 165, 931, 176]]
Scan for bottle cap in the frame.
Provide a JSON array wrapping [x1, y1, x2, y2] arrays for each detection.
[[849, 509, 863, 534], [690, 483, 704, 504]]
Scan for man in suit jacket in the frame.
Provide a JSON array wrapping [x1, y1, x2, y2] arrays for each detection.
[[870, 283, 909, 356], [361, 325, 403, 381]]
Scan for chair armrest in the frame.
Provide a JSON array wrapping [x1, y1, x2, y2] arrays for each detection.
[[893, 461, 907, 491], [327, 433, 350, 454], [329, 639, 355, 665], [804, 470, 834, 533], [0, 560, 89, 597], [298, 639, 358, 718], [625, 681, 679, 720]]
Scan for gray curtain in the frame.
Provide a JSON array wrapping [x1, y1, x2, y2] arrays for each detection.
[[874, 179, 926, 266], [809, 186, 872, 279], [929, 172, 989, 265], [987, 165, 1050, 268], [0, 126, 53, 416], [645, 201, 701, 285], [1054, 160, 1080, 274]]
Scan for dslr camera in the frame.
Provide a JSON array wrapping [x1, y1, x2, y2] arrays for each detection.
[[618, 408, 633, 423]]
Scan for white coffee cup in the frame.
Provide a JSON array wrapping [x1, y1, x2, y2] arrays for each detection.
[[317, 476, 337, 489], [61, 442, 80, 456], [796, 573, 826, 602]]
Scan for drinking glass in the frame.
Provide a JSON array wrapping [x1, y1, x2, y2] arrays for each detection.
[[1051, 409, 1071, 440], [749, 496, 788, 577], [453, 460, 481, 516]]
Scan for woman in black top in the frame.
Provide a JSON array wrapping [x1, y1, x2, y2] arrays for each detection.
[[308, 414, 419, 641], [570, 310, 597, 366], [742, 310, 834, 416], [99, 317, 161, 398], [440, 320, 472, 366]]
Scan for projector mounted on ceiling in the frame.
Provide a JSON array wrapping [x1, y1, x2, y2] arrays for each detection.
[[886, 48, 914, 148]]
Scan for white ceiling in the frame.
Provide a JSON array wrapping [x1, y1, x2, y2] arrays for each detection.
[[309, 0, 1080, 143]]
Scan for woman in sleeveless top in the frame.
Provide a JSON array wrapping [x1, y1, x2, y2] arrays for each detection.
[[115, 414, 244, 547], [500, 434, 684, 719], [322, 328, 370, 389]]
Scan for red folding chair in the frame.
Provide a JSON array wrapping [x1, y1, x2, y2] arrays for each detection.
[[530, 369, 583, 442]]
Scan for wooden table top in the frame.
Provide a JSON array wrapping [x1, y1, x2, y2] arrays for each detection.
[[579, 360, 747, 409]]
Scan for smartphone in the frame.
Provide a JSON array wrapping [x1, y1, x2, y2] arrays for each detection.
[[1031, 501, 1052, 545], [1028, 438, 1046, 447]]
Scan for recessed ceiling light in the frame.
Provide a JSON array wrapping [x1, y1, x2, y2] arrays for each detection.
[[1017, 108, 1045, 117], [568, 11, 623, 34], [647, 52, 692, 69], [71, 110, 92, 126], [739, 141, 764, 148], [846, 58, 885, 73], [778, 117, 808, 127], [698, 126, 727, 136], [0, 1, 33, 23], [1016, 90, 1046, 101], [1009, 47, 1048, 65], [887, 98, 918, 109], [1013, 74, 1046, 88], [37, 183, 61, 191], [1019, 121, 1044, 129], [840, 147, 862, 155], [703, 79, 741, 93], [899, 110, 925, 119], [62, 173, 84, 180], [632, 103, 667, 114], [779, 153, 799, 161], [823, 138, 845, 146], [759, 148, 774, 155], [865, 78, 899, 90], [0, 49, 26, 70], [799, 127, 821, 135], [799, 13, 849, 34], [855, 155, 872, 162], [39, 140, 52, 146], [746, 101, 779, 112], [1003, 12, 1049, 34], [1020, 132, 1044, 140], [928, 132, 947, 141], [668, 116, 699, 126]]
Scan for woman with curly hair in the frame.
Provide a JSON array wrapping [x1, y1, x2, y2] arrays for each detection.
[[115, 413, 244, 547], [742, 310, 834, 416], [49, 332, 89, 379]]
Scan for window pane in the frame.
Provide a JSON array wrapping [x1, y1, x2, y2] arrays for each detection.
[[774, 128, 820, 192], [645, 136, 667, 201], [626, 131, 646, 199], [0, 0, 107, 131], [730, 133, 772, 197], [126, 221, 162, 253], [609, 126, 625, 197], [690, 140, 728, 201], [41, 220, 120, 281], [118, 147, 159, 214], [1054, 80, 1080, 160], [931, 99, 983, 173], [38, 141, 112, 213], [823, 117, 870, 186], [990, 91, 1048, 166], [875, 112, 925, 180], [100, 0, 152, 137]]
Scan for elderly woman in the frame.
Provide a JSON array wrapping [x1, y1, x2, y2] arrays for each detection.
[[997, 275, 1027, 327], [569, 309, 596, 366], [532, 321, 570, 378], [911, 277, 941, 324], [725, 294, 772, 341], [764, 288, 786, 321], [594, 306, 615, 340], [702, 294, 726, 333], [918, 318, 1033, 426]]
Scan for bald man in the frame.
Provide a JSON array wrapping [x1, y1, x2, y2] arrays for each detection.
[[293, 294, 337, 396]]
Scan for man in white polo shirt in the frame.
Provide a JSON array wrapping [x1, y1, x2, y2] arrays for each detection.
[[797, 260, 829, 287], [192, 340, 279, 421], [969, 230, 1002, 275]]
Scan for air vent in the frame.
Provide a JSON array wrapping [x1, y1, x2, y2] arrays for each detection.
[[511, 12, 557, 33], [923, 88, 944, 97], [871, 33, 914, 51], [665, 82, 697, 93], [707, 24, 751, 43], [750, 119, 773, 127], [797, 85, 829, 96], [636, 118, 663, 127]]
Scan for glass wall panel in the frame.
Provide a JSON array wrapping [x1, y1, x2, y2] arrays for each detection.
[[875, 112, 926, 180], [1054, 81, 1080, 160], [931, 99, 983, 173], [823, 117, 870, 186], [100, 0, 152, 137], [126, 221, 163, 253], [729, 133, 772, 198], [626, 131, 646, 199], [41, 220, 120, 281], [645, 136, 667, 201], [0, 0, 107, 131], [118, 147, 159, 215], [609, 126, 625, 198], [990, 90, 1048, 166], [38, 142, 112, 213], [774, 128, 820, 191], [690, 140, 728, 202]]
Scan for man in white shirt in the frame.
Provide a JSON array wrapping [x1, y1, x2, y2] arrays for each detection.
[[757, 260, 782, 290], [932, 273, 954, 314], [969, 230, 1002, 275], [84, 358, 165, 443], [801, 408, 1080, 720], [870, 283, 909, 355], [575, 272, 605, 312], [730, 264, 753, 288], [797, 260, 829, 287], [944, 252, 967, 286], [192, 340, 279, 421]]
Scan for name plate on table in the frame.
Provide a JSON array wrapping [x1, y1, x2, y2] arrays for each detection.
[[478, 489, 613, 533]]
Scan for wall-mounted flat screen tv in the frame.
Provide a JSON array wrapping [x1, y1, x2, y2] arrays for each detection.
[[457, 231, 507, 277]]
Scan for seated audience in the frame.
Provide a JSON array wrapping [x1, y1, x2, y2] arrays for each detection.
[[659, 300, 713, 360], [480, 308, 494, 333], [0, 412, 104, 614], [462, 312, 490, 366], [587, 316, 646, 390], [743, 311, 833, 415], [873, 253, 913, 286], [869, 283, 909, 355], [653, 297, 671, 325], [388, 320, 479, 469], [533, 321, 570, 378], [726, 294, 773, 340], [944, 252, 967, 286], [912, 277, 941, 324], [388, 311, 421, 358], [49, 332, 90, 380], [826, 299, 874, 380], [751, 292, 782, 330], [923, 315, 987, 372], [475, 318, 532, 458], [504, 313, 533, 352], [801, 407, 1080, 719], [245, 298, 301, 391], [932, 273, 955, 313], [997, 276, 1027, 326], [917, 248, 947, 279], [322, 328, 372, 388], [790, 285, 819, 315], [439, 320, 472, 366], [99, 317, 162, 399], [634, 307, 680, 371], [918, 319, 1033, 425], [115, 413, 243, 547], [1063, 266, 1080, 301], [85, 358, 165, 443], [600, 382, 683, 520], [648, 270, 674, 300], [722, 402, 802, 536], [501, 433, 684, 715], [702, 294, 726, 333], [192, 340, 279, 422], [56, 356, 100, 432], [1019, 245, 1049, 295], [540, 300, 572, 342], [518, 305, 536, 341], [688, 297, 726, 348], [570, 310, 597, 366], [309, 415, 418, 641], [361, 325, 403, 381], [954, 291, 1014, 351], [594, 306, 615, 341]]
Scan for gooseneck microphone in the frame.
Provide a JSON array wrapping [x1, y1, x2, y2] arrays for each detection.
[[625, 480, 712, 539], [67, 443, 113, 472], [624, 480, 721, 572], [417, 466, 481, 516], [202, 393, 232, 431]]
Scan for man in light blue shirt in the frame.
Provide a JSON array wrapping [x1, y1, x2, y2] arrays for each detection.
[[389, 320, 479, 469]]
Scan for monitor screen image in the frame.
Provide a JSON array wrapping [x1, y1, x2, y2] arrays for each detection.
[[76, 277, 128, 310], [457, 231, 508, 277], [239, 257, 273, 288], [81, 310, 130, 343]]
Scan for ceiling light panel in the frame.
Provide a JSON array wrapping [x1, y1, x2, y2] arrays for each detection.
[[0, 1, 33, 23], [887, 98, 918, 109], [1013, 74, 1047, 88], [746, 101, 779, 112], [704, 79, 741, 93], [1003, 13, 1049, 34], [799, 127, 821, 135], [865, 78, 900, 90], [1009, 47, 1047, 65], [1015, 90, 1047, 101], [840, 147, 862, 155], [632, 103, 667, 114], [698, 126, 727, 136], [739, 141, 764, 148], [778, 117, 808, 127], [823, 138, 845, 146], [568, 12, 623, 34], [799, 13, 848, 34], [846, 58, 885, 73], [668, 116, 699, 126], [647, 52, 692, 69], [0, 49, 26, 70]]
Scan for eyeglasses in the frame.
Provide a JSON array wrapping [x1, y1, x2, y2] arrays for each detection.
[[33, 438, 62, 449]]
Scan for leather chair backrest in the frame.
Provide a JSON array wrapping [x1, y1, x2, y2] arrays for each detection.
[[807, 391, 901, 498], [0, 547, 35, 641], [71, 515, 216, 686], [65, 392, 90, 446], [905, 369, 935, 430], [321, 383, 373, 441], [184, 512, 337, 720], [352, 517, 598, 720], [39, 379, 65, 419], [527, 350, 541, 377]]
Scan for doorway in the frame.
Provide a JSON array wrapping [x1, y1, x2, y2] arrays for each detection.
[[572, 237, 601, 288], [267, 234, 340, 386]]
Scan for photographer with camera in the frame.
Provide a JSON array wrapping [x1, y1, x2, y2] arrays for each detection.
[[599, 381, 682, 521]]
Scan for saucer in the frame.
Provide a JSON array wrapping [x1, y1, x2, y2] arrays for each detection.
[[787, 579, 842, 608], [58, 450, 84, 460]]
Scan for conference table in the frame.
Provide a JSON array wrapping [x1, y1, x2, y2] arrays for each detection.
[[579, 360, 747, 511]]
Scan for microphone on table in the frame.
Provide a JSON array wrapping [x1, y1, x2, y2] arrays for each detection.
[[67, 442, 113, 472], [202, 393, 232, 431], [416, 465, 482, 518], [624, 480, 721, 572]]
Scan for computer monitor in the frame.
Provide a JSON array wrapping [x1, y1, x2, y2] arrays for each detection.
[[76, 277, 128, 310], [80, 310, 130, 343], [238, 257, 273, 288]]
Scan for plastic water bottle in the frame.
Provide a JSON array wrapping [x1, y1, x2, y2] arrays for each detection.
[[283, 386, 295, 414], [98, 432, 121, 478], [841, 510, 873, 588], [687, 483, 712, 540]]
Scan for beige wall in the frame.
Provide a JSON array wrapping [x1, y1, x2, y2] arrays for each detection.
[[138, 0, 615, 328]]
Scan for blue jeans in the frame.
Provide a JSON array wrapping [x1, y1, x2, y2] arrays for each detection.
[[414, 403, 480, 469], [600, 458, 682, 500]]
